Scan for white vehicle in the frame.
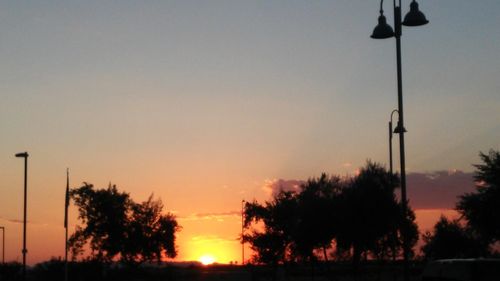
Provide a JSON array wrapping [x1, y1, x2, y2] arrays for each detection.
[[421, 259, 500, 281]]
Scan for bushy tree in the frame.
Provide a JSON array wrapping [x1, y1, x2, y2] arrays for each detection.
[[69, 183, 180, 264], [457, 150, 500, 245], [69, 183, 130, 261], [335, 162, 418, 265], [243, 191, 298, 265], [123, 195, 179, 263], [293, 174, 343, 261], [421, 216, 487, 259]]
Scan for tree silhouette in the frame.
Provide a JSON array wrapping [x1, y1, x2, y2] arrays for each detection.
[[421, 216, 487, 259], [457, 150, 500, 245], [69, 183, 130, 261], [293, 174, 343, 262], [69, 183, 179, 264], [335, 162, 418, 266], [243, 161, 417, 267], [243, 191, 298, 265], [123, 195, 179, 263]]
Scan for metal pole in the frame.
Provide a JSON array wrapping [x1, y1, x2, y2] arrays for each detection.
[[389, 121, 393, 176], [16, 152, 29, 281], [241, 200, 245, 265], [394, 1, 409, 281], [65, 228, 68, 281], [23, 155, 28, 280], [65, 168, 70, 281], [0, 227, 4, 264]]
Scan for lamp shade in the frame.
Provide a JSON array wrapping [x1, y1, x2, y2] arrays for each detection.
[[371, 14, 395, 39], [393, 123, 407, 134], [402, 1, 429, 26]]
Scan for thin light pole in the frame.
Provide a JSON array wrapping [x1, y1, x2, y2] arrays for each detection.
[[241, 199, 245, 265], [64, 168, 70, 281], [15, 152, 29, 281], [0, 226, 5, 264]]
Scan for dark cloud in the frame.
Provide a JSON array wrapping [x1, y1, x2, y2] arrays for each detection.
[[407, 170, 475, 209], [262, 179, 305, 197], [262, 171, 475, 210]]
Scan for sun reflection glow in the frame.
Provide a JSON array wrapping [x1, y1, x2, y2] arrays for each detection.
[[199, 255, 216, 265]]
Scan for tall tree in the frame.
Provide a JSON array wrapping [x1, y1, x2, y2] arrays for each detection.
[[69, 183, 179, 264], [293, 174, 343, 261], [243, 191, 298, 265], [69, 183, 130, 261], [335, 162, 418, 264], [457, 150, 500, 245], [123, 195, 179, 263]]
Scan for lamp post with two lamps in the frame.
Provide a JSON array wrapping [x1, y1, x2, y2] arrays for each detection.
[[371, 1, 429, 281]]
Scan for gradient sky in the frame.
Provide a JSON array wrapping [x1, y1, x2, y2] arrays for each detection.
[[0, 0, 499, 264]]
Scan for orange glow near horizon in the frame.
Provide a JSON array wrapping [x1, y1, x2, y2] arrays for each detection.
[[199, 255, 216, 265], [0, 208, 461, 265]]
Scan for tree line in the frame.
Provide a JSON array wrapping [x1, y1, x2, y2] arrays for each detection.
[[243, 150, 500, 265], [243, 161, 417, 267]]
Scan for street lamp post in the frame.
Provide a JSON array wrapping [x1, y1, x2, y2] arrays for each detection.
[[0, 226, 5, 264], [15, 152, 29, 281], [371, 1, 428, 281]]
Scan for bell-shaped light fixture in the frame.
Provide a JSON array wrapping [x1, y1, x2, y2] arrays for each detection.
[[393, 122, 407, 134], [371, 12, 395, 39], [402, 0, 429, 26]]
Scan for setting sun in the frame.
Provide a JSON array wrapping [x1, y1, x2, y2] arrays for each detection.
[[199, 255, 216, 265]]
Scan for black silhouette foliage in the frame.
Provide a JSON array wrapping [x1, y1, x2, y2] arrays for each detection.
[[421, 216, 487, 259], [335, 162, 418, 264], [69, 183, 179, 264], [243, 162, 417, 265], [457, 150, 500, 244]]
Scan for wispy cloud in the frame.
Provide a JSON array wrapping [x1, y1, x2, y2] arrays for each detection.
[[179, 211, 240, 222], [3, 218, 23, 224], [0, 216, 48, 226], [190, 235, 239, 245]]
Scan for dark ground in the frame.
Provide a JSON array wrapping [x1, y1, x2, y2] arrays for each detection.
[[1, 261, 425, 281]]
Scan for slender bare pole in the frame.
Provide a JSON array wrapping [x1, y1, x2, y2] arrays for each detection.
[[241, 200, 245, 265], [64, 168, 70, 281], [0, 227, 5, 264], [15, 152, 29, 281]]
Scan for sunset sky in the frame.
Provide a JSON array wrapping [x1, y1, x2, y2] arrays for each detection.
[[1, 1, 499, 265]]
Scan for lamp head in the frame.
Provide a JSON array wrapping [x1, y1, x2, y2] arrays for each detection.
[[371, 13, 395, 39], [402, 0, 429, 27], [15, 152, 29, 158], [393, 123, 407, 134]]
